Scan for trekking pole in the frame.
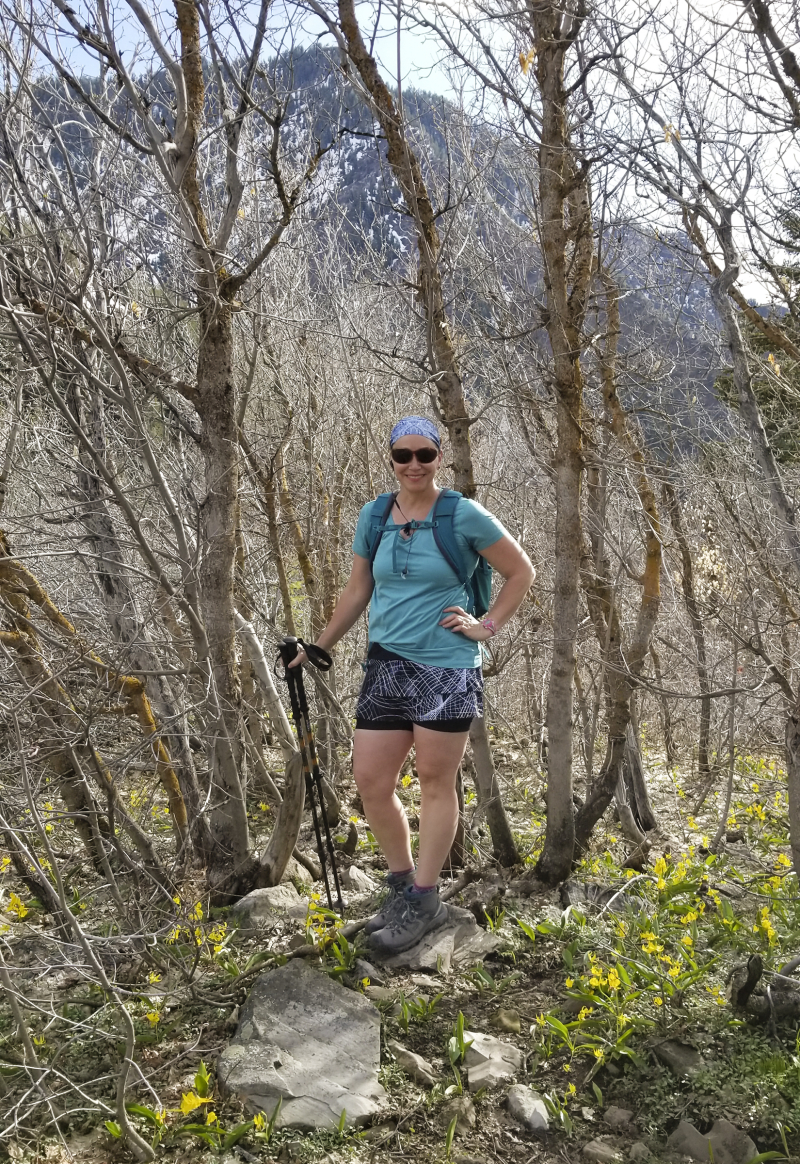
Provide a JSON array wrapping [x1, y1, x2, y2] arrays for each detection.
[[276, 636, 344, 915]]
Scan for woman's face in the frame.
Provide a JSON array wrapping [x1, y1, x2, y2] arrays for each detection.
[[390, 436, 442, 493]]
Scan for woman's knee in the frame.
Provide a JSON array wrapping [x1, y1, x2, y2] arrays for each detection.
[[416, 766, 459, 798], [353, 764, 395, 803]]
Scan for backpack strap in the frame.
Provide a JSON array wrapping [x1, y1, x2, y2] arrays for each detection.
[[366, 492, 398, 571], [430, 489, 470, 586]]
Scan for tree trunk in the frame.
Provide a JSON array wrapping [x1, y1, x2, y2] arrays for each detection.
[[468, 719, 519, 867], [197, 302, 252, 894], [663, 482, 711, 775], [649, 643, 677, 767], [68, 374, 205, 859], [785, 689, 800, 874], [531, 3, 593, 885], [622, 722, 658, 832]]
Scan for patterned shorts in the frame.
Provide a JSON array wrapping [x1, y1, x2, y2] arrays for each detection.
[[355, 644, 483, 732]]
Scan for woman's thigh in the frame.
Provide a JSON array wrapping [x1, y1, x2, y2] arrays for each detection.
[[352, 728, 414, 797], [412, 725, 470, 786]]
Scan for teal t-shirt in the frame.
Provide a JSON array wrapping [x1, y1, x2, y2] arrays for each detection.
[[352, 495, 506, 668]]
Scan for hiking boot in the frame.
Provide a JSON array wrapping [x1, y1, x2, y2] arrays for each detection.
[[367, 886, 448, 955], [363, 870, 416, 935]]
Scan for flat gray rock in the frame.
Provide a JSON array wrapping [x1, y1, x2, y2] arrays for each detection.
[[386, 1039, 437, 1087], [583, 1140, 623, 1163], [506, 1084, 548, 1131], [442, 1096, 476, 1137], [604, 1107, 634, 1128], [465, 1031, 524, 1091], [218, 961, 386, 1130], [342, 865, 375, 894], [232, 884, 307, 922], [353, 958, 385, 985], [653, 1040, 704, 1077], [376, 905, 500, 971], [666, 1120, 757, 1164]]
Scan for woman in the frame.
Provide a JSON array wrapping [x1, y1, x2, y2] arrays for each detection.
[[291, 416, 534, 954]]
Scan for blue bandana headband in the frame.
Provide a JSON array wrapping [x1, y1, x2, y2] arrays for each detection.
[[389, 415, 441, 448]]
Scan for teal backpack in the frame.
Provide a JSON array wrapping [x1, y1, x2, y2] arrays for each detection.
[[366, 489, 493, 617]]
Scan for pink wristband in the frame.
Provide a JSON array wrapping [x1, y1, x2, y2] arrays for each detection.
[[481, 618, 497, 636]]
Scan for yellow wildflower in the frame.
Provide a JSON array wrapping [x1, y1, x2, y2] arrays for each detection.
[[180, 1092, 211, 1115]]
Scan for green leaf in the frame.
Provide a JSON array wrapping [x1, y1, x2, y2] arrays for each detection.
[[445, 1115, 458, 1157], [243, 950, 273, 974], [104, 1120, 122, 1139], [337, 1108, 348, 1134], [514, 916, 537, 943], [173, 1126, 217, 1146], [194, 1060, 212, 1098], [126, 1103, 164, 1126], [545, 1016, 570, 1040], [221, 1121, 256, 1151], [267, 1095, 283, 1139], [592, 1081, 603, 1106], [743, 1155, 787, 1164]]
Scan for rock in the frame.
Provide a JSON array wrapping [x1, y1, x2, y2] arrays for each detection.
[[336, 821, 359, 856], [218, 960, 386, 1129], [364, 985, 397, 1002], [442, 1096, 477, 1137], [232, 884, 307, 922], [354, 958, 384, 985], [410, 973, 441, 989], [454, 1157, 485, 1164], [604, 1107, 634, 1128], [464, 1031, 524, 1091], [583, 1140, 623, 1163], [561, 881, 648, 916], [653, 1040, 704, 1077], [629, 1144, 650, 1161], [665, 1120, 757, 1164], [342, 865, 374, 894], [277, 1142, 305, 1164], [386, 1040, 437, 1087], [281, 855, 314, 887], [361, 1120, 397, 1142], [373, 905, 501, 971], [492, 1008, 522, 1034], [506, 1084, 548, 1131]]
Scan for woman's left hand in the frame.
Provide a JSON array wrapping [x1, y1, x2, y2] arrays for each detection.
[[440, 606, 494, 640]]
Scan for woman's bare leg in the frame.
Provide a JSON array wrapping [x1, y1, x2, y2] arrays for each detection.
[[413, 726, 470, 886], [352, 728, 415, 872]]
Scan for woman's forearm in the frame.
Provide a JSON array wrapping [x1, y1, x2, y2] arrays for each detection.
[[486, 565, 535, 630], [316, 582, 372, 651]]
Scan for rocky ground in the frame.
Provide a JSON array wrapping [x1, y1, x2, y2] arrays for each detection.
[[1, 743, 799, 1163]]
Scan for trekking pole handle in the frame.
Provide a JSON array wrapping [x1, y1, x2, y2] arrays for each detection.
[[278, 636, 333, 672]]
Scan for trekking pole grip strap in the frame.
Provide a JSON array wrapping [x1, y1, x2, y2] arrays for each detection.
[[297, 639, 333, 671], [277, 636, 333, 672]]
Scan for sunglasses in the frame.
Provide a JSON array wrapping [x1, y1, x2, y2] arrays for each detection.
[[390, 447, 439, 464]]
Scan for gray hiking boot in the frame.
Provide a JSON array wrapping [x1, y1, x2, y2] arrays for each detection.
[[364, 870, 416, 935], [367, 886, 448, 955]]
